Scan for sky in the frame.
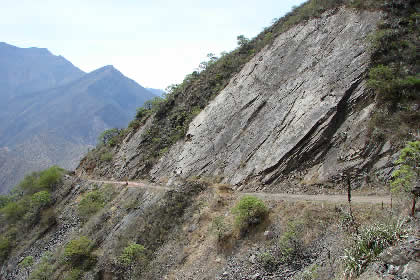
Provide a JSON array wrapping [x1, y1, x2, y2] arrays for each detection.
[[1, 0, 307, 89]]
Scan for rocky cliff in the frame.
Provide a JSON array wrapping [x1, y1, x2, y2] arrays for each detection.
[[78, 8, 391, 193]]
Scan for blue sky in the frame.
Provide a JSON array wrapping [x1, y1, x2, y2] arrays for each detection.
[[1, 0, 306, 89]]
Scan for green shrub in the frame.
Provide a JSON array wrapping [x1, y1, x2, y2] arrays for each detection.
[[0, 235, 11, 263], [342, 219, 409, 278], [64, 236, 94, 266], [368, 65, 420, 103], [78, 190, 105, 221], [31, 191, 52, 209], [17, 166, 63, 195], [278, 220, 304, 263], [232, 196, 268, 231], [19, 172, 39, 194], [299, 264, 320, 280], [1, 199, 28, 223], [36, 166, 64, 191], [20, 191, 53, 225], [118, 242, 146, 266], [98, 128, 120, 146], [100, 151, 113, 162], [29, 253, 54, 280], [19, 255, 34, 267]]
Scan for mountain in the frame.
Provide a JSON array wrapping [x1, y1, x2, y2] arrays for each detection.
[[1, 1, 419, 280], [0, 65, 155, 147], [0, 42, 84, 103], [0, 45, 156, 193]]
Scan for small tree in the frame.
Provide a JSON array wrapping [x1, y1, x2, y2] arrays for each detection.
[[31, 191, 52, 209], [391, 141, 420, 215], [1, 200, 27, 223], [98, 128, 120, 146], [236, 35, 250, 47], [0, 195, 10, 208]]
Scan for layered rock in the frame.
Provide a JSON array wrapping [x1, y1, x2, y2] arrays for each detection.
[[149, 9, 385, 191], [80, 8, 390, 192]]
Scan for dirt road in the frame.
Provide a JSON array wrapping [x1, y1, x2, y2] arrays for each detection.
[[88, 179, 391, 204]]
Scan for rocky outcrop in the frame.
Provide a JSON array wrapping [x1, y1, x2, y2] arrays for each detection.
[[359, 233, 420, 280], [79, 8, 391, 193], [147, 8, 385, 191]]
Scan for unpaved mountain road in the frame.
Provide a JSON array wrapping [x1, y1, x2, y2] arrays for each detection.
[[242, 192, 391, 204], [88, 179, 391, 204], [88, 179, 171, 191]]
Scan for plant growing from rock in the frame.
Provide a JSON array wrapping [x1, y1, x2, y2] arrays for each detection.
[[78, 190, 105, 221], [64, 236, 95, 268], [63, 268, 83, 280], [391, 141, 419, 194], [19, 256, 34, 277], [118, 242, 146, 266], [29, 253, 55, 280], [342, 218, 409, 278], [257, 251, 278, 272]]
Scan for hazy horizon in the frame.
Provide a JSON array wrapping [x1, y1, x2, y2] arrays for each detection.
[[1, 0, 306, 89]]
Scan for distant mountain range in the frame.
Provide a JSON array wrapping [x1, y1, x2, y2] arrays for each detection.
[[0, 42, 156, 193], [146, 88, 166, 97]]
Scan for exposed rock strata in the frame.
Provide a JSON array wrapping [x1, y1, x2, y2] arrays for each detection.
[[149, 8, 384, 190], [80, 8, 388, 192]]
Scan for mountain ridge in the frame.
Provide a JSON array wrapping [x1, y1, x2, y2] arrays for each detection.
[[0, 43, 156, 193]]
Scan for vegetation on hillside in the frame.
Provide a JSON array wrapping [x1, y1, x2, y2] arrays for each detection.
[[343, 218, 410, 278], [391, 141, 420, 195], [366, 0, 420, 143], [0, 166, 64, 264]]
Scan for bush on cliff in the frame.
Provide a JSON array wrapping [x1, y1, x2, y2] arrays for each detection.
[[232, 195, 268, 232]]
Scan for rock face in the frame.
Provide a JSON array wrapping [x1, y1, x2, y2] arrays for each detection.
[[110, 8, 381, 191], [151, 8, 382, 191], [80, 8, 391, 193]]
